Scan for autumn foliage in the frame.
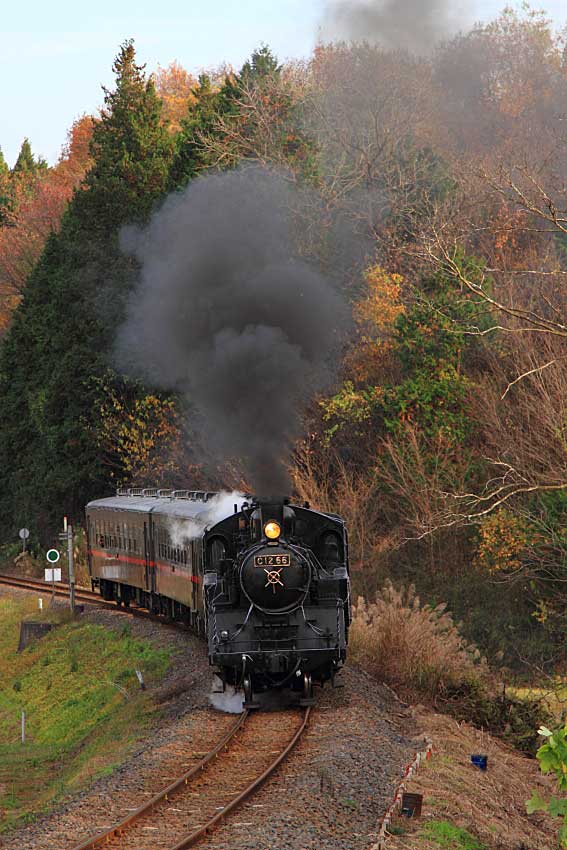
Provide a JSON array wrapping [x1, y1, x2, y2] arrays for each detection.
[[2, 13, 567, 678], [0, 116, 93, 331]]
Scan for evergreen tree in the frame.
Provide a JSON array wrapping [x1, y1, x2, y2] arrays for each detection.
[[12, 138, 37, 175], [0, 146, 11, 225], [169, 71, 241, 188], [0, 41, 173, 539], [170, 46, 288, 189], [74, 39, 172, 235], [240, 45, 281, 81]]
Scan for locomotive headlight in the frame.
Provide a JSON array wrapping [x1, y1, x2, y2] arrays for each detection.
[[264, 520, 281, 540]]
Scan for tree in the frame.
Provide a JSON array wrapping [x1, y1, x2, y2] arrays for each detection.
[[0, 40, 173, 538], [0, 116, 95, 331], [12, 138, 45, 176], [240, 44, 281, 80], [154, 60, 197, 132], [74, 40, 173, 235], [168, 72, 230, 186], [169, 46, 312, 187], [0, 146, 11, 225]]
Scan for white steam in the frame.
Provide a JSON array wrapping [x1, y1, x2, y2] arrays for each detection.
[[168, 490, 246, 545], [209, 683, 244, 714]]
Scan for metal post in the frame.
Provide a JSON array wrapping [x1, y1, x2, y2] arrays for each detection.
[[67, 524, 75, 615]]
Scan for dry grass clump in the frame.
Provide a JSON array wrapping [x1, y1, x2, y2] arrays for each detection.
[[349, 580, 488, 701]]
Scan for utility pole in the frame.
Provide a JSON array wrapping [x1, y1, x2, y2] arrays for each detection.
[[62, 517, 75, 615], [67, 522, 75, 615]]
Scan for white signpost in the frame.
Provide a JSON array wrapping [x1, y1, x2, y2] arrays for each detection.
[[45, 550, 61, 604], [19, 527, 29, 553]]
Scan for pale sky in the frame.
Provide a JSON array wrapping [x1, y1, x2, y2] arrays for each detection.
[[1, 1, 566, 167]]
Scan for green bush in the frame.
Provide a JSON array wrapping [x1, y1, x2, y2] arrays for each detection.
[[528, 724, 567, 847]]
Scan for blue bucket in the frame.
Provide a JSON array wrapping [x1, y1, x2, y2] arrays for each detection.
[[471, 754, 488, 771]]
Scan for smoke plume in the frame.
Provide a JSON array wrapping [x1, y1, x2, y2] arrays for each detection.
[[321, 0, 470, 55], [115, 166, 348, 496]]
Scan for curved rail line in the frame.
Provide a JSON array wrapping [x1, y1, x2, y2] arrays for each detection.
[[0, 572, 100, 602], [70, 707, 310, 850], [0, 573, 154, 619], [71, 710, 249, 850], [0, 574, 313, 848]]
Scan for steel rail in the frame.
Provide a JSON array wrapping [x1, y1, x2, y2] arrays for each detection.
[[1, 572, 313, 847], [70, 710, 250, 850], [70, 708, 310, 850], [0, 573, 153, 618], [0, 573, 97, 599], [168, 706, 311, 850]]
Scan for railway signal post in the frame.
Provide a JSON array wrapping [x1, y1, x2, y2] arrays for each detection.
[[45, 549, 60, 605]]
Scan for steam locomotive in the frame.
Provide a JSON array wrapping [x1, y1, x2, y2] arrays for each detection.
[[86, 489, 350, 705]]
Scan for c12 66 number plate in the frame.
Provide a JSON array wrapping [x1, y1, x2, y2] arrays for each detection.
[[254, 554, 291, 567]]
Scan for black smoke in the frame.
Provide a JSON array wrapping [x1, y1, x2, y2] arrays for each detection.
[[320, 0, 470, 55], [115, 166, 348, 496]]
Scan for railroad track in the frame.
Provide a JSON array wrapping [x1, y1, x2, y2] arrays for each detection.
[[0, 572, 312, 847], [0, 573, 155, 619], [71, 706, 310, 850], [0, 572, 100, 603]]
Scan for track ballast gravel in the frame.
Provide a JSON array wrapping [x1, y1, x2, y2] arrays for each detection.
[[0, 587, 417, 850]]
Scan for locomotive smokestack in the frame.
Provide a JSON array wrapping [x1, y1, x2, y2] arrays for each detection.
[[115, 166, 348, 495]]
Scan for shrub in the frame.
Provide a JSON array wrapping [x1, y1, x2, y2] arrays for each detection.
[[528, 724, 567, 847], [349, 580, 488, 700], [349, 581, 550, 753]]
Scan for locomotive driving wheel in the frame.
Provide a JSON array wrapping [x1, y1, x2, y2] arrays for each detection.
[[243, 674, 259, 709], [300, 671, 315, 707], [243, 674, 252, 703]]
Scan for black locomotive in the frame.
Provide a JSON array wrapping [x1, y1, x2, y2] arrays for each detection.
[[86, 489, 350, 705]]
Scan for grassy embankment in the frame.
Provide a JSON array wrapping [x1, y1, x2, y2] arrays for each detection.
[[385, 707, 557, 850], [0, 595, 170, 832]]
